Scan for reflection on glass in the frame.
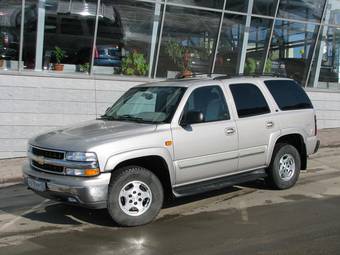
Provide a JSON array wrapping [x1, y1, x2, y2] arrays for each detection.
[[327, 0, 340, 25], [252, 0, 278, 16], [277, 0, 326, 22], [309, 26, 340, 89], [0, 0, 21, 70], [225, 0, 248, 13], [94, 0, 159, 76], [266, 20, 319, 84], [214, 14, 246, 75], [168, 0, 224, 10], [244, 17, 272, 74], [25, 0, 98, 73], [156, 6, 220, 78], [23, 0, 37, 69]]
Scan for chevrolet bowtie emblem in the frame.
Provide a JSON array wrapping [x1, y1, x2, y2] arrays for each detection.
[[36, 156, 45, 165]]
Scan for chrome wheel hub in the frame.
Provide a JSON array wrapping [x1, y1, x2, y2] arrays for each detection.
[[279, 153, 296, 181], [118, 180, 152, 217]]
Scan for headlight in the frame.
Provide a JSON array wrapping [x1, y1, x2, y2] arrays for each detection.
[[65, 152, 97, 162], [65, 168, 100, 177]]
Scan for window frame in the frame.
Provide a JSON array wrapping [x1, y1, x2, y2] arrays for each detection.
[[229, 82, 272, 119], [179, 85, 231, 125]]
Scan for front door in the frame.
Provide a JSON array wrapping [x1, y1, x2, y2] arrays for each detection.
[[171, 85, 239, 186]]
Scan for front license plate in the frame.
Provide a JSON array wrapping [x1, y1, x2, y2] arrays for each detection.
[[27, 178, 46, 192]]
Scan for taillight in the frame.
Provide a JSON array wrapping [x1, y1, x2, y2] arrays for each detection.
[[314, 114, 318, 136]]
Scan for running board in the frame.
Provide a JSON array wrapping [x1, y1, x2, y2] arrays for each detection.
[[173, 169, 267, 197]]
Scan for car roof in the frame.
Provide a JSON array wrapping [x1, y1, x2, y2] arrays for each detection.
[[135, 76, 294, 89]]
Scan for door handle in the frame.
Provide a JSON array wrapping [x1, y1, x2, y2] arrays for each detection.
[[266, 121, 274, 128], [225, 127, 236, 135]]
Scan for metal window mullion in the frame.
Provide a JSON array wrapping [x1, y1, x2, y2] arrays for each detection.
[[304, 0, 329, 87], [237, 0, 254, 74], [261, 0, 280, 74], [18, 0, 25, 71], [153, 0, 167, 78], [210, 0, 227, 74], [89, 0, 101, 76]]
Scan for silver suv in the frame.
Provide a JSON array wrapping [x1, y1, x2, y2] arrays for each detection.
[[23, 76, 320, 226]]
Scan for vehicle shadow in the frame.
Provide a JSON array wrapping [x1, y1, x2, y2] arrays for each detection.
[[22, 180, 267, 227]]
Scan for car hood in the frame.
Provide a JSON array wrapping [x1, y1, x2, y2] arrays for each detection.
[[29, 120, 157, 151]]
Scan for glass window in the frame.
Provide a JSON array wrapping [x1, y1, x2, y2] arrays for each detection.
[[93, 0, 161, 76], [277, 0, 326, 22], [0, 0, 22, 71], [252, 0, 279, 16], [226, 0, 248, 13], [325, 0, 340, 25], [104, 86, 186, 123], [214, 14, 246, 75], [26, 0, 98, 72], [244, 17, 273, 74], [230, 83, 270, 118], [182, 86, 230, 123], [168, 0, 224, 10], [308, 25, 340, 89], [156, 6, 220, 78], [264, 80, 313, 110], [265, 20, 319, 84]]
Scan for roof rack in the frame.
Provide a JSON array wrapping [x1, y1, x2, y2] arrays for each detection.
[[213, 73, 289, 80], [167, 72, 212, 80]]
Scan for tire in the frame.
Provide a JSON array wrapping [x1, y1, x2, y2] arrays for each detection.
[[266, 143, 301, 190], [107, 166, 164, 227]]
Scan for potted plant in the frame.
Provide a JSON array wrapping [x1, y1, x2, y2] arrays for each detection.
[[53, 46, 64, 71], [122, 50, 149, 76], [165, 39, 192, 78], [78, 62, 90, 73]]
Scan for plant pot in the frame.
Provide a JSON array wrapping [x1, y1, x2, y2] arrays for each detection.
[[0, 59, 4, 68], [182, 69, 192, 78], [54, 64, 64, 71]]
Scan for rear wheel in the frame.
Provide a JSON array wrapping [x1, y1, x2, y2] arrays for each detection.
[[107, 166, 163, 227], [266, 143, 301, 189]]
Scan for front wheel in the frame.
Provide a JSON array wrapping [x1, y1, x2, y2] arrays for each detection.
[[107, 166, 164, 227], [266, 143, 301, 190]]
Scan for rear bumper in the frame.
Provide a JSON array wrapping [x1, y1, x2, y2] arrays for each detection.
[[22, 163, 111, 209], [306, 136, 320, 155]]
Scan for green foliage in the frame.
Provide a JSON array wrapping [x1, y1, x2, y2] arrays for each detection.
[[79, 62, 90, 73], [244, 58, 257, 74], [264, 58, 272, 73], [54, 46, 64, 64], [122, 51, 149, 76], [165, 39, 185, 71]]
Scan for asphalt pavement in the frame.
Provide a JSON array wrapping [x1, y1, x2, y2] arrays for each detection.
[[0, 146, 340, 255]]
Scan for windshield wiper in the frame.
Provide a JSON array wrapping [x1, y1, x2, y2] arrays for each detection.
[[116, 115, 146, 123]]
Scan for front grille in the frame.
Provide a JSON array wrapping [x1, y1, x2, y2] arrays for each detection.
[[32, 160, 64, 173], [31, 147, 64, 160]]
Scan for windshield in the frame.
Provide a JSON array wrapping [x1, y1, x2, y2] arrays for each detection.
[[102, 86, 186, 124]]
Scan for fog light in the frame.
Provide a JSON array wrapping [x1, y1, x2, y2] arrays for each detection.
[[65, 168, 100, 177]]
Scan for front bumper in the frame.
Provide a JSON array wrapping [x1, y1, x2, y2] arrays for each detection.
[[23, 162, 111, 209]]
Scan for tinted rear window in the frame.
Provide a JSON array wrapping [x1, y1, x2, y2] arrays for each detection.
[[230, 83, 270, 118], [264, 80, 313, 111]]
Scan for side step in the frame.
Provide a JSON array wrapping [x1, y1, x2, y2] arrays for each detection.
[[173, 169, 267, 197]]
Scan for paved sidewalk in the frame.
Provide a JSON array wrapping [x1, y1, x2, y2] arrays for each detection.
[[0, 128, 340, 185]]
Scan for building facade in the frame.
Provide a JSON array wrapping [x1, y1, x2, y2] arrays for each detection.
[[1, 0, 340, 158]]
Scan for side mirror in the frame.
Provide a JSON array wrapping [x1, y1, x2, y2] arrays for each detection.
[[180, 111, 204, 126]]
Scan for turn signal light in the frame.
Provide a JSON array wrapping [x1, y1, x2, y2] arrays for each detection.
[[84, 168, 100, 176]]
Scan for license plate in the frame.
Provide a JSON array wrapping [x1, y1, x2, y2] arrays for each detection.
[[27, 178, 46, 192]]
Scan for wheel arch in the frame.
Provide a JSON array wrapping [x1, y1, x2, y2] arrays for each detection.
[[267, 132, 307, 170]]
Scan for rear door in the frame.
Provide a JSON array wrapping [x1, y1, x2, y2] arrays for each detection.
[[227, 82, 280, 171]]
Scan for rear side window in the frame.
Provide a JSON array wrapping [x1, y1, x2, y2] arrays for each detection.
[[264, 80, 313, 111], [230, 83, 270, 118]]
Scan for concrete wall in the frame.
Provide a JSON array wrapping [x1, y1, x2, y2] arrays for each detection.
[[1, 73, 340, 159]]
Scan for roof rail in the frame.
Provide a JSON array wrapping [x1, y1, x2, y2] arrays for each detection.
[[213, 73, 289, 80]]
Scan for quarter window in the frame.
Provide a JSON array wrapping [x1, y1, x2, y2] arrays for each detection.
[[230, 83, 270, 118], [182, 86, 230, 123], [264, 80, 313, 111]]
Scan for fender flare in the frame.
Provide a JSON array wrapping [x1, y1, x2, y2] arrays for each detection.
[[104, 147, 175, 185]]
